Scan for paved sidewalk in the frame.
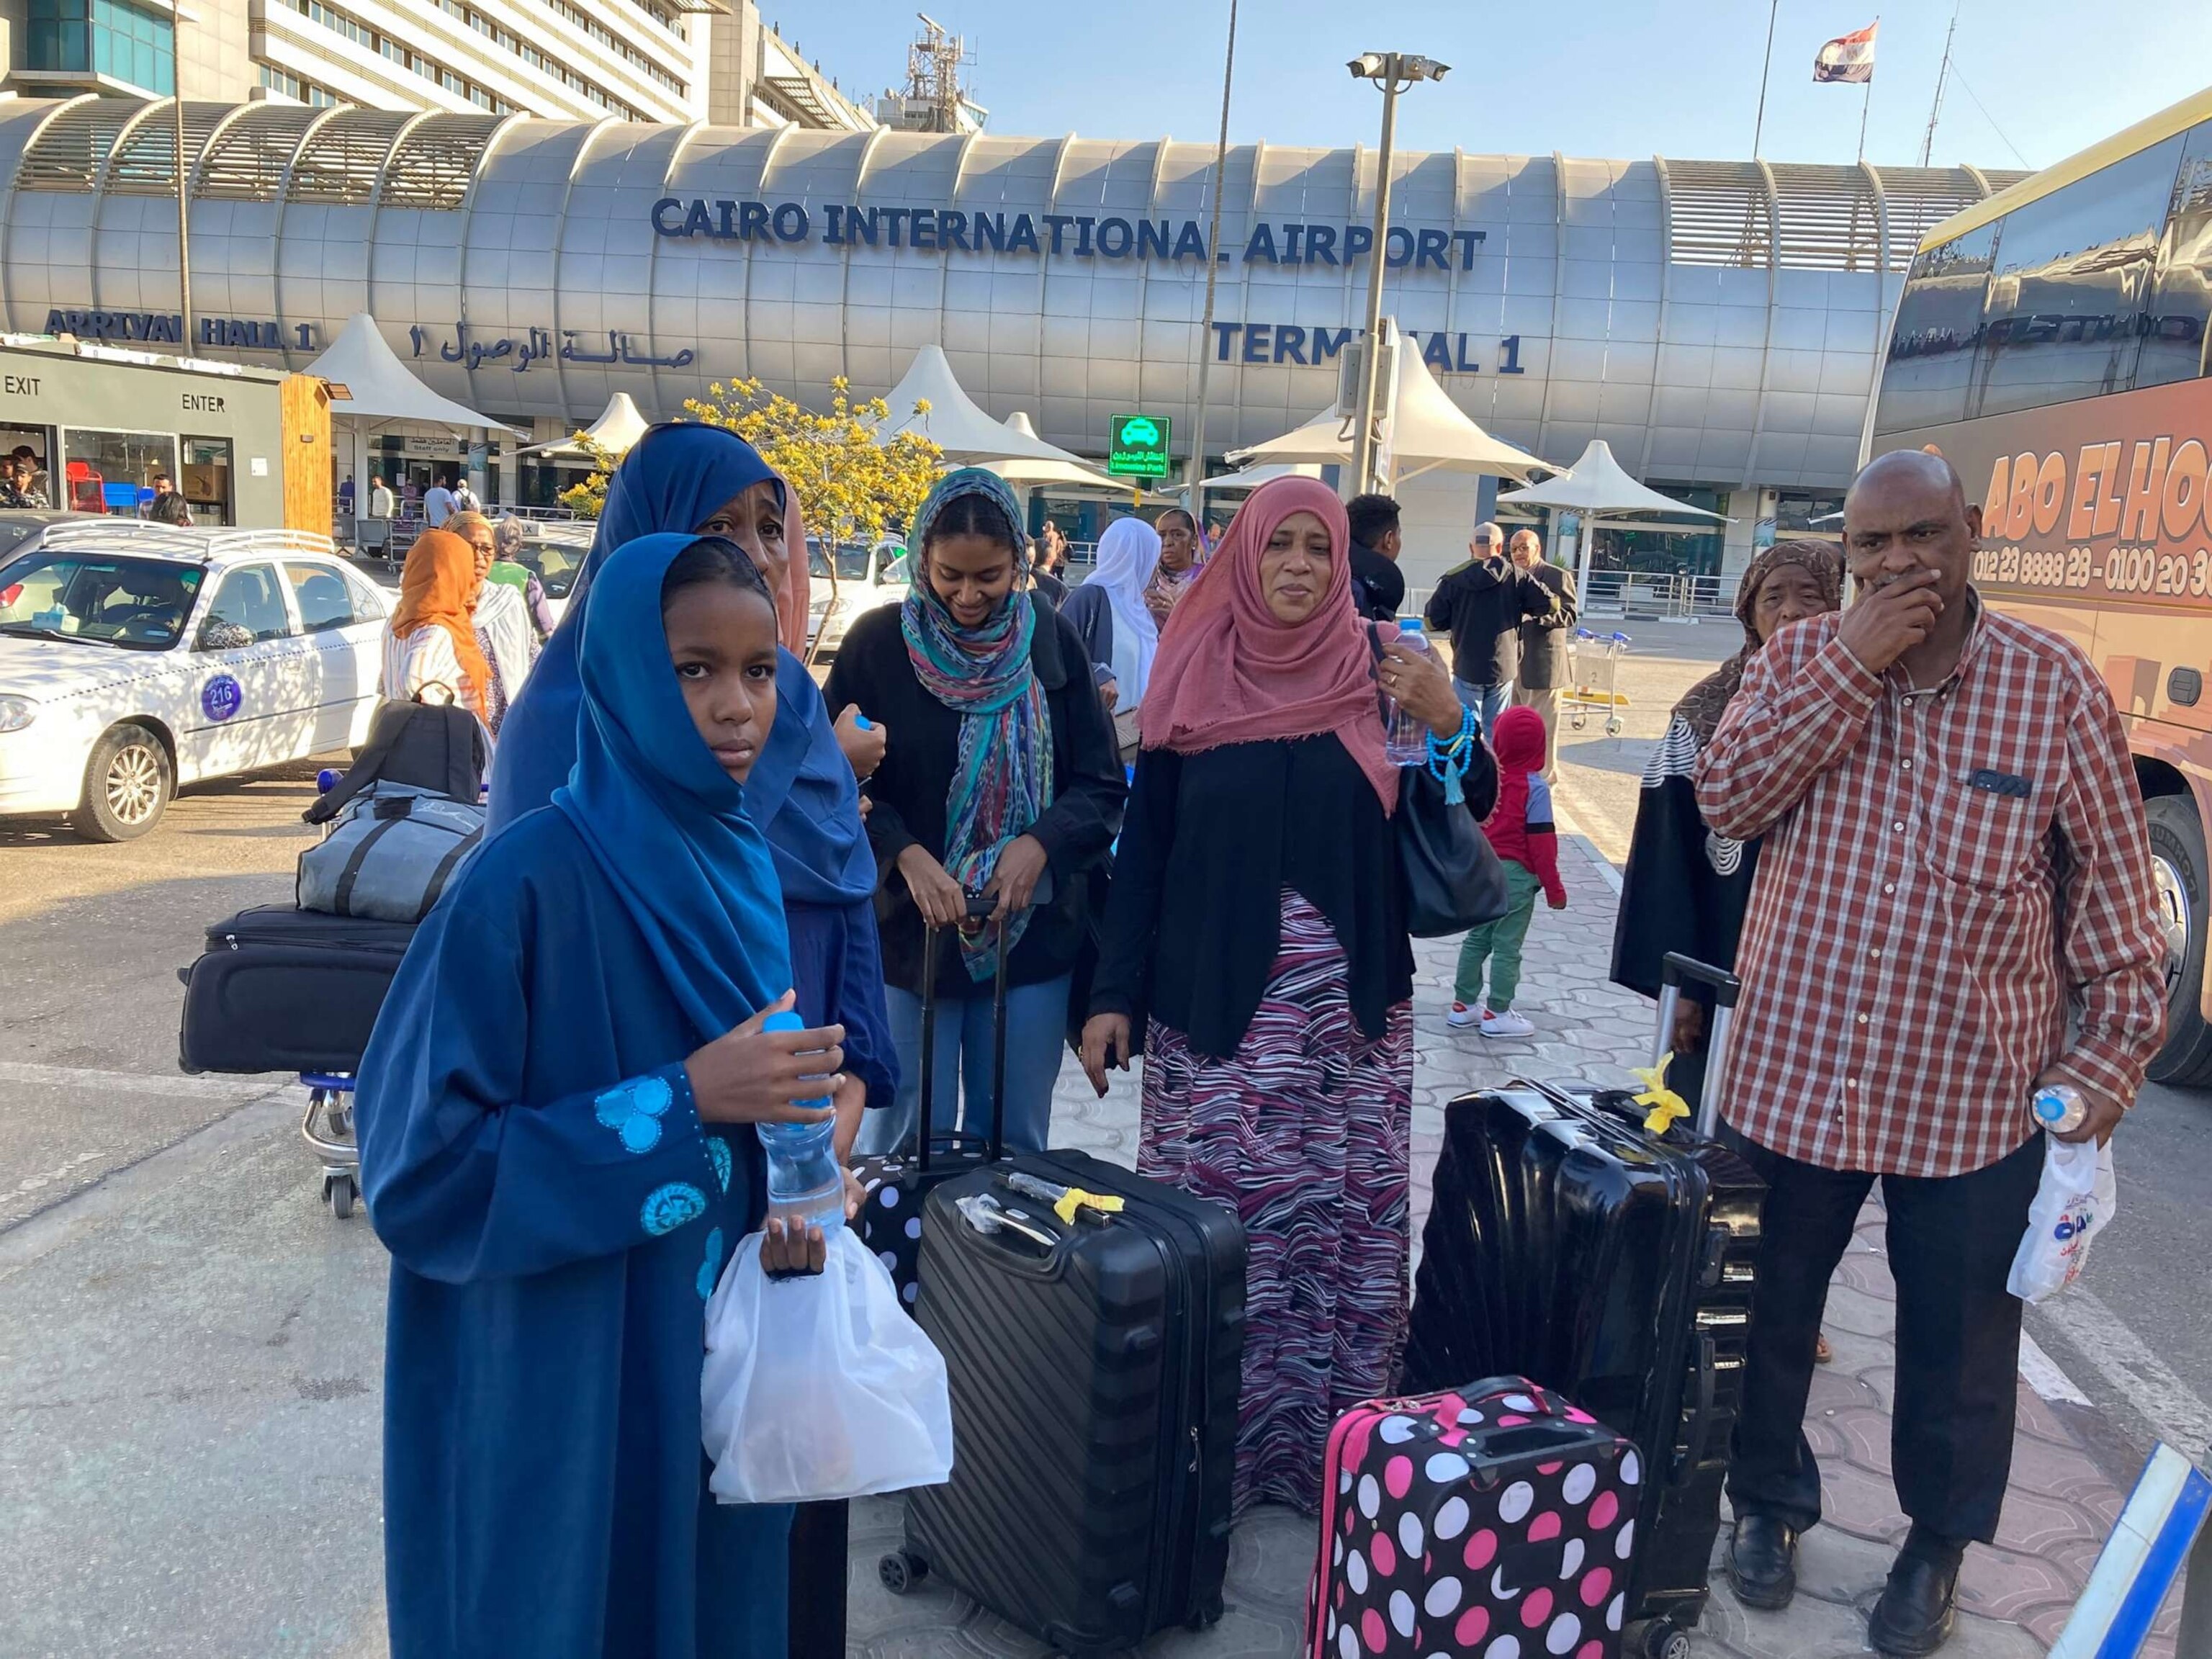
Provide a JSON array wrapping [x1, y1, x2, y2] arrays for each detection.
[[848, 837, 2179, 1657]]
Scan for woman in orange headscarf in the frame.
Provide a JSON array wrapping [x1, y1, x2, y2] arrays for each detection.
[[382, 527, 494, 731]]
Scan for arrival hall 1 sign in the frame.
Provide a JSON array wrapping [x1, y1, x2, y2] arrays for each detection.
[[1108, 414, 1172, 480]]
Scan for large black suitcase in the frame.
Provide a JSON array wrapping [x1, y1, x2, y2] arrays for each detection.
[[1401, 954, 1765, 1659], [177, 904, 415, 1075], [883, 1148, 1246, 1655]]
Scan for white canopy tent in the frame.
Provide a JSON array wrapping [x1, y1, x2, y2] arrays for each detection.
[[1226, 341, 1546, 487], [1497, 439, 1728, 598], [881, 345, 1089, 465], [516, 391, 650, 460], [307, 313, 517, 525]]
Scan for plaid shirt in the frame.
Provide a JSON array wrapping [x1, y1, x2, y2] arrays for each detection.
[[1695, 600, 2166, 1177]]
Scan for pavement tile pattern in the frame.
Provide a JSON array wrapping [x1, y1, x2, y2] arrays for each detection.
[[848, 842, 2168, 1656]]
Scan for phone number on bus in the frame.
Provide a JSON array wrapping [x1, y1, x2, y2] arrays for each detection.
[[1974, 541, 2212, 601]]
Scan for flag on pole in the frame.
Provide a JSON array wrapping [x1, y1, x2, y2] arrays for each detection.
[[1814, 22, 1878, 83]]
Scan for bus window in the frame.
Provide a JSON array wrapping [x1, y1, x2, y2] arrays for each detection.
[[1969, 133, 2185, 421], [1871, 223, 1995, 439], [2139, 120, 2212, 392]]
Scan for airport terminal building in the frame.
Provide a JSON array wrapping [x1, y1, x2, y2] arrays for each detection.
[[0, 95, 2026, 570]]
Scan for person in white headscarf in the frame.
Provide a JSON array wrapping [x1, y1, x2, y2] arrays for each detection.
[[1061, 516, 1163, 711]]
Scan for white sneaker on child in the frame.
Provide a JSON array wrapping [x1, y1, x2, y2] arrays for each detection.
[[1480, 1009, 1535, 1039], [1447, 1002, 1483, 1029]]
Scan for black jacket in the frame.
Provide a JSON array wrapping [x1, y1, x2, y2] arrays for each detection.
[[1424, 556, 1557, 687], [1515, 562, 1579, 691], [1348, 539, 1406, 623], [824, 601, 1125, 999]]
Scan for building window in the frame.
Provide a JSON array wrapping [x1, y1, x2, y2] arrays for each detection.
[[27, 0, 175, 94], [256, 62, 343, 105]]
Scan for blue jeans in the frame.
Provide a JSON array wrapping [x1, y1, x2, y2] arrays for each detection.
[[1455, 677, 1509, 734], [863, 973, 1072, 1156]]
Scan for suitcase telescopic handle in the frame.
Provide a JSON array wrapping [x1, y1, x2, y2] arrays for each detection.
[[1654, 953, 1742, 1141], [914, 895, 1012, 1174]]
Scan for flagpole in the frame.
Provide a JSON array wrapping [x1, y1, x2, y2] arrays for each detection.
[[1920, 1, 1958, 167], [1750, 0, 1781, 158], [1857, 76, 1873, 162]]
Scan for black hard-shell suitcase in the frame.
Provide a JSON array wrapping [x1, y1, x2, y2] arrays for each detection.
[[883, 1148, 1247, 1655], [177, 904, 415, 1075], [851, 899, 1008, 1305], [1401, 954, 1765, 1658]]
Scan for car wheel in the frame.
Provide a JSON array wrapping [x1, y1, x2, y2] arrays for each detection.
[[71, 723, 171, 842], [2145, 793, 2212, 1088]]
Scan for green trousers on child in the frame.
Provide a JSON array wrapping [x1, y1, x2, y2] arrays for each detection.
[[1455, 862, 1543, 1012]]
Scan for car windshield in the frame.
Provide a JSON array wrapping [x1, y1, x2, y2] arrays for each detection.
[[515, 539, 585, 599], [804, 539, 875, 582], [0, 552, 203, 649]]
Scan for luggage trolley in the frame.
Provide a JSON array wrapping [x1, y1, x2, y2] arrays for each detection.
[[300, 1071, 361, 1218], [1563, 626, 1632, 736]]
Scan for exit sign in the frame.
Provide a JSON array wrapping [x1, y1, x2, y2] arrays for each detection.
[[1107, 413, 1172, 480]]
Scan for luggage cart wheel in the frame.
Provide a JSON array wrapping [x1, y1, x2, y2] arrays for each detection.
[[878, 1551, 927, 1595], [323, 1171, 357, 1220], [1606, 715, 1625, 737], [1631, 1619, 1689, 1659]]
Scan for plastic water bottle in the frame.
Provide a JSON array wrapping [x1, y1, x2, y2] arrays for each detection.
[[756, 1010, 845, 1234], [2032, 1084, 2087, 1135], [1385, 621, 1438, 765]]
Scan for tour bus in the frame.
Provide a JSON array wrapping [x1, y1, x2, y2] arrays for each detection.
[[1866, 84, 2212, 1085]]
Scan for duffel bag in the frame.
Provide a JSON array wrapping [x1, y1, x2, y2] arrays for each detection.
[[297, 784, 485, 923]]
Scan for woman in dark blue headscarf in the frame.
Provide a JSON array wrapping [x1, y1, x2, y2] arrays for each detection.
[[492, 423, 897, 1118], [359, 531, 844, 1658]]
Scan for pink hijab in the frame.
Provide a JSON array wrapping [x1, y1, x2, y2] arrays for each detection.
[[774, 475, 810, 655], [1139, 476, 1398, 811]]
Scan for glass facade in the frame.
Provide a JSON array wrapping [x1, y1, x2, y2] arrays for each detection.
[[25, 0, 175, 93]]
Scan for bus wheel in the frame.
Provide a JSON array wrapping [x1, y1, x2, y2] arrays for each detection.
[[2145, 795, 2212, 1089]]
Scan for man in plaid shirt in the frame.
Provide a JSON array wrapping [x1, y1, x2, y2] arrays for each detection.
[[1696, 450, 2166, 1656]]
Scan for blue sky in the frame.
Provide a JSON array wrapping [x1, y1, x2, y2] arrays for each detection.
[[794, 0, 2208, 172]]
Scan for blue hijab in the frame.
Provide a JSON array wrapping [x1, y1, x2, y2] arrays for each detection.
[[745, 654, 878, 904], [551, 531, 791, 1043], [488, 423, 779, 830]]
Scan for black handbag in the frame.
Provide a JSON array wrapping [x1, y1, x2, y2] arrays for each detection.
[[1368, 626, 1511, 938]]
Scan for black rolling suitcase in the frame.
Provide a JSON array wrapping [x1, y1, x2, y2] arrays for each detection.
[[850, 899, 1010, 1303], [1401, 953, 1765, 1659], [881, 1148, 1246, 1655], [177, 904, 416, 1075]]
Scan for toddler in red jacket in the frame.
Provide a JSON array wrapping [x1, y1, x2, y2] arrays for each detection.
[[1449, 704, 1568, 1038]]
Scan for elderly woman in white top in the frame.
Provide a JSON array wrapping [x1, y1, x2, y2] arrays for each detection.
[[1061, 516, 1163, 716]]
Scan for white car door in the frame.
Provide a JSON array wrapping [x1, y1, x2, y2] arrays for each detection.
[[175, 562, 320, 783], [284, 559, 385, 752]]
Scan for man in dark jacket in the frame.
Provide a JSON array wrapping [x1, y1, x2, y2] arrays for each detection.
[[1509, 528, 1577, 780], [1345, 493, 1407, 622], [1424, 520, 1557, 732], [147, 473, 192, 527]]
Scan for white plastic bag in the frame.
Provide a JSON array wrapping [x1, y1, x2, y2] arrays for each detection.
[[2006, 1136, 2118, 1304], [701, 1226, 955, 1504]]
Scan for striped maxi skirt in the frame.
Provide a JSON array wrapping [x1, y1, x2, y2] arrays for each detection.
[[1138, 889, 1414, 1517]]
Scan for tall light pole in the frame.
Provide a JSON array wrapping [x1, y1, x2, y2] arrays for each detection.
[[1346, 52, 1447, 496], [1182, 0, 1238, 526], [172, 91, 193, 351]]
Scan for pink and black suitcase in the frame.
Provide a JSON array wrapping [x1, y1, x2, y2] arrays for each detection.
[[1308, 1377, 1643, 1659]]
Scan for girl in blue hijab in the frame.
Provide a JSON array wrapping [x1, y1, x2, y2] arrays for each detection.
[[359, 532, 845, 1658]]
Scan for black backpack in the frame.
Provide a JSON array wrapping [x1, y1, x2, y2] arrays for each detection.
[[303, 701, 487, 827]]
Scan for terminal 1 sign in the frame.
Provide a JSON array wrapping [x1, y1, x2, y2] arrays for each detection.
[[1107, 414, 1172, 480]]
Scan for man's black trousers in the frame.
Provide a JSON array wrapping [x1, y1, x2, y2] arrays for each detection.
[[1722, 1128, 2046, 1543]]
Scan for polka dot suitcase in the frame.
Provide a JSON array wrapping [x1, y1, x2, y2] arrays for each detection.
[[1308, 1378, 1643, 1659], [850, 904, 1010, 1305]]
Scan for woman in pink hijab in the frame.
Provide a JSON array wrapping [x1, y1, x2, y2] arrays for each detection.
[[1078, 477, 1462, 1517]]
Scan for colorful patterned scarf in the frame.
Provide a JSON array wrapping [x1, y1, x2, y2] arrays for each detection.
[[900, 467, 1055, 979]]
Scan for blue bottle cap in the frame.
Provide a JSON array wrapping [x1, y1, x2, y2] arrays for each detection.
[[855, 713, 873, 730], [762, 1010, 804, 1034]]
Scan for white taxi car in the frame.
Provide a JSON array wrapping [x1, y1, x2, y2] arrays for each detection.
[[0, 521, 392, 840], [806, 536, 910, 657]]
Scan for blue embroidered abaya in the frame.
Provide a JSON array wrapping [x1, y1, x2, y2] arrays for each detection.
[[359, 532, 798, 1659]]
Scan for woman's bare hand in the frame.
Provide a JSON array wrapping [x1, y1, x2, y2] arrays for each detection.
[[685, 992, 844, 1127], [896, 844, 969, 929]]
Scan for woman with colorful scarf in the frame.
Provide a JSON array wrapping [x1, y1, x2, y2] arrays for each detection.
[[825, 468, 1125, 1156], [382, 527, 495, 734], [1610, 539, 1845, 1104], [1077, 477, 1464, 1516]]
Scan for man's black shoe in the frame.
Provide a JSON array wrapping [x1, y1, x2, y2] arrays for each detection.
[[1725, 1511, 1799, 1610], [1868, 1532, 1965, 1656]]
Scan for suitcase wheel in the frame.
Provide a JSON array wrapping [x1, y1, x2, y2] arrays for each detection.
[[1629, 1619, 1689, 1659], [1185, 1593, 1225, 1632], [323, 1171, 358, 1220], [877, 1550, 927, 1596]]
